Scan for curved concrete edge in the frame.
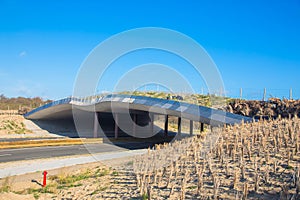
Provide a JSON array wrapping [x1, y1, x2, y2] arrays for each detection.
[[24, 94, 252, 126]]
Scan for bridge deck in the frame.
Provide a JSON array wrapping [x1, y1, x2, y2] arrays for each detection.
[[25, 94, 252, 126]]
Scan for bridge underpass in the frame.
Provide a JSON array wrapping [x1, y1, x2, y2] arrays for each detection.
[[93, 111, 205, 139], [28, 110, 202, 140], [25, 94, 252, 140]]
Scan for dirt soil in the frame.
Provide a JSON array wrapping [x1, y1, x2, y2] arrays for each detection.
[[0, 115, 32, 135], [0, 114, 61, 138], [0, 156, 137, 200]]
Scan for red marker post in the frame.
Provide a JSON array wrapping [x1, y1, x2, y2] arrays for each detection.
[[42, 171, 48, 187]]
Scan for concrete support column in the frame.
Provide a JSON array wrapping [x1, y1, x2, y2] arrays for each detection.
[[133, 114, 137, 137], [200, 122, 204, 132], [93, 112, 98, 138], [164, 115, 169, 137], [178, 117, 182, 136], [150, 113, 154, 134], [189, 120, 193, 136], [114, 113, 119, 139]]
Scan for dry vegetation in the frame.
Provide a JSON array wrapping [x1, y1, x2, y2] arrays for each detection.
[[133, 116, 300, 199], [0, 94, 51, 135], [0, 166, 113, 200], [0, 94, 52, 114], [0, 115, 32, 135], [119, 91, 230, 107], [226, 98, 300, 119]]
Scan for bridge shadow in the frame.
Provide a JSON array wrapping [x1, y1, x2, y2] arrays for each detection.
[[103, 130, 178, 150], [30, 119, 79, 138], [29, 118, 179, 151]]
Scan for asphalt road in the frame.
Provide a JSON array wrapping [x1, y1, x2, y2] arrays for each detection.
[[0, 142, 155, 163]]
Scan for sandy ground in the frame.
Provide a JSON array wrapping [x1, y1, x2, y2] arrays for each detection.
[[0, 114, 62, 138], [0, 115, 31, 135], [0, 156, 136, 200]]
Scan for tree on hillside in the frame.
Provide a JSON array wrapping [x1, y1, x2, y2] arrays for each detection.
[[0, 94, 6, 100], [0, 95, 52, 111]]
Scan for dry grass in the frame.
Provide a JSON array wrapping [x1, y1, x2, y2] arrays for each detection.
[[133, 116, 300, 199], [0, 115, 32, 135], [119, 91, 230, 107], [0, 177, 12, 193], [8, 167, 112, 200]]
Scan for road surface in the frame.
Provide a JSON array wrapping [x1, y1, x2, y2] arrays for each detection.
[[0, 142, 155, 163]]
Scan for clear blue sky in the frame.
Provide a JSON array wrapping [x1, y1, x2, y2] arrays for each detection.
[[0, 0, 299, 100]]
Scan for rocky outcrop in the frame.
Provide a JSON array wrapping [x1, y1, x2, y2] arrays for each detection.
[[225, 98, 300, 119]]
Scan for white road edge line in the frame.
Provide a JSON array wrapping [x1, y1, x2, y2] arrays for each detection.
[[0, 154, 12, 157]]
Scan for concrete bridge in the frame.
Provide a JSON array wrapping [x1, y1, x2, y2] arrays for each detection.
[[24, 94, 252, 138]]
